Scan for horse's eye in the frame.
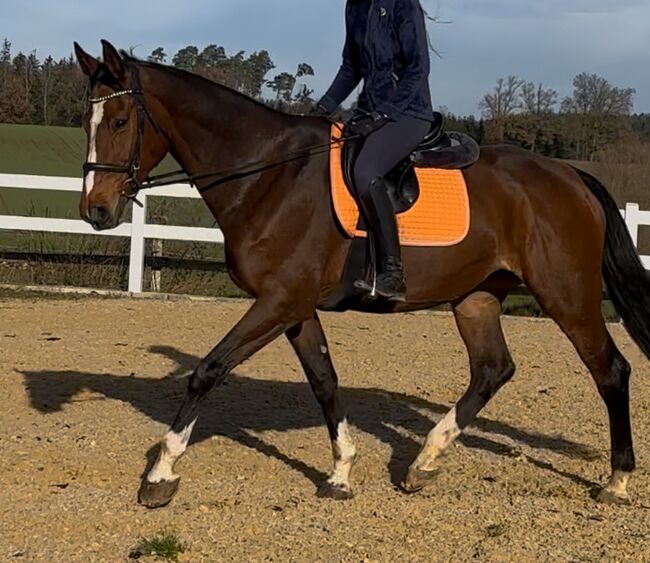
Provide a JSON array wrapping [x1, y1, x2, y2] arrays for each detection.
[[114, 118, 128, 130]]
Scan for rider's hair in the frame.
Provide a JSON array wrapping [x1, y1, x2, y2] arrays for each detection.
[[418, 1, 442, 57]]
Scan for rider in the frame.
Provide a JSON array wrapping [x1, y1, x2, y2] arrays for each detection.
[[317, 0, 434, 302]]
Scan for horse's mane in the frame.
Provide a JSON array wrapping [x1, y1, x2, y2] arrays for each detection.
[[121, 52, 289, 117]]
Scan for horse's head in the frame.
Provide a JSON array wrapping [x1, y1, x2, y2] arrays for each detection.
[[74, 40, 169, 230]]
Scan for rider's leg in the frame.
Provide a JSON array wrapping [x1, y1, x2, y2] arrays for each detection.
[[352, 115, 430, 301]]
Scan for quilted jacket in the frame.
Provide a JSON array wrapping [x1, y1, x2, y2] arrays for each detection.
[[319, 0, 434, 122]]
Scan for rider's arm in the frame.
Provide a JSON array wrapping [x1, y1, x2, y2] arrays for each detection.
[[318, 7, 361, 114], [375, 0, 430, 120]]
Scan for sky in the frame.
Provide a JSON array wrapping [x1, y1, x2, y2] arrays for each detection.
[[3, 0, 650, 115]]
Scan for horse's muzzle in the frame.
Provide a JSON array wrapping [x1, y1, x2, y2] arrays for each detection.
[[87, 206, 115, 231]]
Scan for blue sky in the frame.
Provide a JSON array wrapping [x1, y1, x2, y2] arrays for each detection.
[[4, 0, 650, 115]]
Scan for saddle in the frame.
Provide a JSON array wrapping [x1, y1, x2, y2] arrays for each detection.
[[342, 112, 480, 214]]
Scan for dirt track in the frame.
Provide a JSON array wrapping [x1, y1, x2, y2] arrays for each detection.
[[1, 296, 650, 562]]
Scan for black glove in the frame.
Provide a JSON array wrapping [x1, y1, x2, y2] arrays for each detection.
[[346, 111, 391, 137]]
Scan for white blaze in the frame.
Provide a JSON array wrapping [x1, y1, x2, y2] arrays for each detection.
[[84, 101, 106, 196]]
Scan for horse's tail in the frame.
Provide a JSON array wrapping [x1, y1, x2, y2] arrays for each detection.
[[574, 167, 650, 359]]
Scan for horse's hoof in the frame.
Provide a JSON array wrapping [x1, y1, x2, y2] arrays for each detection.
[[317, 481, 354, 501], [138, 478, 180, 509], [402, 467, 439, 494], [596, 487, 630, 506]]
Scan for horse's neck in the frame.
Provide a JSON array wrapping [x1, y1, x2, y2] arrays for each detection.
[[145, 66, 293, 229]]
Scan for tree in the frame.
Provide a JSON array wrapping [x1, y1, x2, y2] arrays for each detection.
[[267, 72, 296, 102], [479, 76, 525, 142], [148, 47, 167, 64], [41, 56, 54, 124], [290, 84, 315, 114], [0, 39, 314, 126], [479, 76, 524, 120], [0, 38, 11, 86], [197, 44, 226, 68], [296, 63, 314, 79], [290, 63, 315, 101], [172, 46, 199, 71], [521, 82, 558, 115], [560, 73, 636, 160], [561, 73, 635, 116], [243, 50, 274, 98]]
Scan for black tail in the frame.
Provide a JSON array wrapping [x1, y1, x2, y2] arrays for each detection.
[[574, 167, 650, 359]]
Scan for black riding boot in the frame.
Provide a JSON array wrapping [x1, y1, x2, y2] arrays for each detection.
[[354, 177, 406, 302]]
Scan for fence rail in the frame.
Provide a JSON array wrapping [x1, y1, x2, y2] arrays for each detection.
[[1, 173, 650, 293], [0, 173, 222, 292]]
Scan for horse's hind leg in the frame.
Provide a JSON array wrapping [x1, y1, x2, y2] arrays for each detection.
[[525, 271, 634, 504], [404, 291, 515, 492], [286, 314, 357, 500]]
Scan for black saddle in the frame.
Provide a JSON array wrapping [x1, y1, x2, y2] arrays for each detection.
[[342, 111, 480, 214]]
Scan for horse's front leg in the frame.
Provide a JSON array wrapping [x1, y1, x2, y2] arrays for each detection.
[[286, 313, 357, 500], [138, 295, 304, 508]]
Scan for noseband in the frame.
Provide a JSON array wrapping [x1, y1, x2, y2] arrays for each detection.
[[83, 67, 162, 205]]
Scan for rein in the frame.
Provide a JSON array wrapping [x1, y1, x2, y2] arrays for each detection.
[[83, 65, 355, 205]]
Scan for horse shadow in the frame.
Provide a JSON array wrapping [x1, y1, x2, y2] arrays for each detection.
[[18, 345, 600, 491]]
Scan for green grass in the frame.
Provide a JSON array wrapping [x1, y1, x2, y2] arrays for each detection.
[[0, 123, 85, 177], [0, 123, 183, 221], [129, 532, 185, 561], [0, 123, 217, 261], [0, 122, 180, 177], [485, 523, 507, 538]]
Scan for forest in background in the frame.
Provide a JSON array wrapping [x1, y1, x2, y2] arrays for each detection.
[[0, 38, 649, 162]]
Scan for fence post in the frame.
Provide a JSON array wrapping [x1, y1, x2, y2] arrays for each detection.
[[625, 202, 640, 247], [150, 239, 163, 292], [128, 194, 147, 293]]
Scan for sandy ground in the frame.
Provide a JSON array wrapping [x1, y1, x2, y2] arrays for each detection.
[[1, 296, 650, 562]]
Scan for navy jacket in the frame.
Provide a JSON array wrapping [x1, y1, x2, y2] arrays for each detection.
[[319, 0, 434, 122]]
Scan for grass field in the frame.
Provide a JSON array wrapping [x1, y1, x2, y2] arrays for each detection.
[[0, 122, 217, 248], [0, 123, 85, 177], [0, 122, 186, 217]]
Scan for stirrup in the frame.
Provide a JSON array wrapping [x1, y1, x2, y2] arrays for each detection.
[[353, 268, 406, 303]]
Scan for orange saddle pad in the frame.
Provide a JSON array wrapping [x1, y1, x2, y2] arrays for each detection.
[[330, 125, 470, 247]]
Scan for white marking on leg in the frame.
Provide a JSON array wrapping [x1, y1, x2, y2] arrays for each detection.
[[84, 101, 106, 196], [413, 407, 461, 471], [320, 345, 328, 355], [147, 419, 197, 483], [605, 470, 630, 499], [328, 419, 357, 489]]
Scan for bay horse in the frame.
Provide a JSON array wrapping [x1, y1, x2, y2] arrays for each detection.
[[74, 40, 650, 508]]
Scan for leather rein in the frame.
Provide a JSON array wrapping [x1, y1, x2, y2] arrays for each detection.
[[83, 65, 355, 206]]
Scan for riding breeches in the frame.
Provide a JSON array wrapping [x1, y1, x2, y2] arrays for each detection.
[[352, 115, 431, 196]]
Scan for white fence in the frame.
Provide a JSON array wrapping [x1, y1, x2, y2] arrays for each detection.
[[1, 173, 650, 294], [0, 173, 222, 293]]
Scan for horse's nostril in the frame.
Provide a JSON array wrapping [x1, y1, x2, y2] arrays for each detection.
[[88, 206, 110, 227]]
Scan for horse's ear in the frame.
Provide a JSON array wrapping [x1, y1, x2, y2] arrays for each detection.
[[101, 39, 126, 81], [74, 42, 100, 78]]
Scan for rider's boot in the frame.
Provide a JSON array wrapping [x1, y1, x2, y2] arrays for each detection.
[[353, 177, 406, 302]]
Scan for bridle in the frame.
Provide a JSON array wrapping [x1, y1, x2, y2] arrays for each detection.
[[83, 67, 164, 206], [82, 64, 357, 206]]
